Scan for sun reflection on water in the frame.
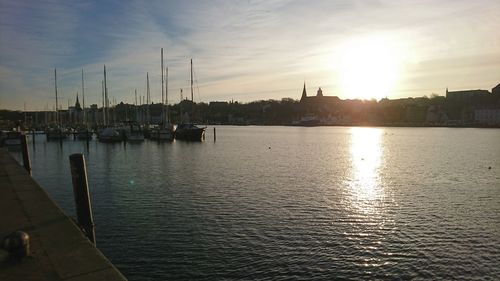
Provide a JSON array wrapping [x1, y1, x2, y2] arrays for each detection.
[[346, 127, 384, 214]]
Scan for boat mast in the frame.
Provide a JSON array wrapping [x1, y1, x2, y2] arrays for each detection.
[[146, 72, 150, 124], [180, 88, 183, 123], [190, 59, 194, 102], [161, 48, 164, 126], [135, 89, 138, 123], [190, 59, 195, 122], [101, 80, 105, 125], [166, 67, 169, 124], [81, 68, 85, 126], [161, 48, 164, 105], [24, 102, 27, 127], [104, 65, 109, 126], [54, 68, 59, 126]]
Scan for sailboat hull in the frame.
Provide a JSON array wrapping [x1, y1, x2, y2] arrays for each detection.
[[151, 128, 174, 141], [76, 130, 93, 140], [175, 125, 205, 141], [98, 127, 123, 142], [46, 129, 68, 140]]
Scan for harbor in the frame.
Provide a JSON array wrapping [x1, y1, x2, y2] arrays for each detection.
[[2, 1, 500, 280]]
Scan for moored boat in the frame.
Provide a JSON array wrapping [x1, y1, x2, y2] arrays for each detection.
[[126, 124, 145, 142], [152, 48, 175, 141], [46, 127, 68, 140], [98, 127, 123, 142], [175, 123, 205, 141], [1, 131, 22, 146], [174, 59, 206, 141], [151, 125, 175, 141], [76, 128, 93, 140], [47, 68, 67, 141]]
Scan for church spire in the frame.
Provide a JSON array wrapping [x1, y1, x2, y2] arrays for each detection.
[[301, 81, 307, 101], [75, 92, 82, 110]]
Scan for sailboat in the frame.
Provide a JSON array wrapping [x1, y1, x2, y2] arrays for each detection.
[[76, 69, 92, 140], [125, 88, 145, 142], [46, 68, 68, 141], [152, 48, 175, 141], [125, 122, 145, 142], [98, 65, 123, 142], [175, 59, 206, 141]]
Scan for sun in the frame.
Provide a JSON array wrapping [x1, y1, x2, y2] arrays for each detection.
[[338, 34, 403, 100]]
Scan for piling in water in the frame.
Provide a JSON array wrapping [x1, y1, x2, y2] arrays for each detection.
[[20, 134, 31, 175], [214, 127, 216, 142], [69, 153, 96, 244]]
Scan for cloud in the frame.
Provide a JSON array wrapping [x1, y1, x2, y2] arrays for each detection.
[[1, 0, 500, 109]]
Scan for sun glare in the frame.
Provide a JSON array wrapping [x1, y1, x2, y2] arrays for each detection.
[[346, 127, 384, 214], [338, 35, 403, 100]]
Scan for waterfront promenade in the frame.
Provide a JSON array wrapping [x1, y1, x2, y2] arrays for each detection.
[[0, 148, 126, 281]]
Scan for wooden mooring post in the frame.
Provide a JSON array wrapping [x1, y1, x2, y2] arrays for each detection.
[[69, 153, 96, 244], [214, 127, 216, 142], [20, 134, 31, 175]]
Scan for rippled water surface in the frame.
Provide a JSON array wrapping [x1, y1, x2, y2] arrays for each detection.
[[12, 126, 500, 280]]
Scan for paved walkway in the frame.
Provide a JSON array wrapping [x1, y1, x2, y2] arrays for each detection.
[[0, 148, 127, 280]]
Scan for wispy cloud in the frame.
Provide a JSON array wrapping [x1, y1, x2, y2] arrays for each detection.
[[1, 0, 499, 109]]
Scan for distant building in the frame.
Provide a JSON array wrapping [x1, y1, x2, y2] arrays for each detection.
[[426, 105, 448, 124], [68, 93, 83, 125], [300, 82, 340, 104], [298, 82, 343, 124], [474, 107, 500, 126], [492, 83, 500, 96], [445, 88, 490, 102]]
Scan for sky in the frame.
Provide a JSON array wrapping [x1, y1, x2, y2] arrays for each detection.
[[0, 0, 499, 110]]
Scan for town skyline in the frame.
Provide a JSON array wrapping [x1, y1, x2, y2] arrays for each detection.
[[1, 0, 500, 111]]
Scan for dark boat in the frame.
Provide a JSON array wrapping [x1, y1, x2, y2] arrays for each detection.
[[1, 131, 22, 146], [76, 128, 93, 140], [175, 123, 205, 141], [46, 127, 68, 141]]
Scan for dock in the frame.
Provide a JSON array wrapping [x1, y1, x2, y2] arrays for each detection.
[[0, 148, 127, 280]]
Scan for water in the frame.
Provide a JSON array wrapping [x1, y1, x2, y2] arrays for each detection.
[[10, 126, 500, 280]]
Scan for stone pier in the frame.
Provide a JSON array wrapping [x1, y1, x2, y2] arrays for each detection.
[[0, 148, 127, 280]]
